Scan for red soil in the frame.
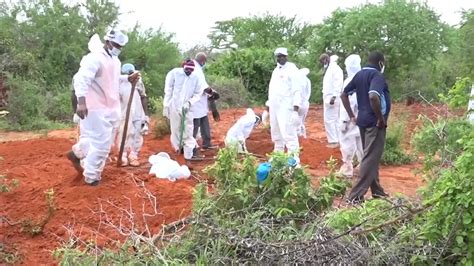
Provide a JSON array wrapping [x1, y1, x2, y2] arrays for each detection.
[[0, 103, 432, 264]]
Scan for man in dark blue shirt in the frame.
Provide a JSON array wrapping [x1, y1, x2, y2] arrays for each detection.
[[341, 51, 391, 203]]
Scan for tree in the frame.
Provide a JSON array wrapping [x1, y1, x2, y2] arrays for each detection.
[[208, 13, 315, 52], [309, 0, 449, 99], [206, 48, 275, 102], [120, 25, 181, 98]]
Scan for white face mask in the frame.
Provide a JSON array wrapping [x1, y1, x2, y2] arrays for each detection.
[[108, 47, 121, 57], [323, 63, 329, 69]]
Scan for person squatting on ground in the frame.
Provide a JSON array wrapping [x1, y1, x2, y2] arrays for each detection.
[[297, 68, 311, 138], [163, 60, 205, 160], [190, 52, 220, 151], [338, 54, 363, 178], [266, 47, 303, 164], [341, 51, 391, 203], [224, 108, 262, 153], [319, 53, 343, 148], [67, 30, 139, 186], [116, 63, 150, 167]]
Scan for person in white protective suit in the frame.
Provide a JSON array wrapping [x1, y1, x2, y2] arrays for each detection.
[[224, 108, 262, 153], [468, 85, 474, 123], [190, 52, 220, 151], [297, 68, 311, 138], [163, 59, 205, 160], [266, 47, 303, 163], [116, 63, 150, 167], [338, 54, 364, 177], [67, 30, 139, 186], [319, 53, 343, 148]]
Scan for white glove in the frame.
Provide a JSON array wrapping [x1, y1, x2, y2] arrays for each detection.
[[163, 107, 170, 118], [141, 116, 150, 135], [141, 122, 149, 135], [339, 121, 349, 133], [290, 111, 300, 127], [262, 110, 269, 125], [182, 102, 191, 113], [73, 113, 80, 124]]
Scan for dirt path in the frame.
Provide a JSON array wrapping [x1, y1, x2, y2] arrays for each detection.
[[0, 104, 428, 264]]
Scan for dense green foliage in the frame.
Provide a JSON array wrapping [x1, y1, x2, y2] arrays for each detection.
[[1, 1, 473, 130]]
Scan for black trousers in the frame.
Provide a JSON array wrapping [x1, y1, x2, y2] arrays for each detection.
[[193, 115, 212, 148], [348, 127, 387, 200]]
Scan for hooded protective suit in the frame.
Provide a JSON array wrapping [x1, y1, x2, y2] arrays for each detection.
[[298, 68, 311, 138], [322, 55, 343, 144], [338, 54, 363, 177], [190, 59, 209, 119], [116, 71, 148, 166], [468, 85, 474, 123], [225, 108, 259, 152], [71, 33, 124, 184], [267, 60, 303, 157], [163, 67, 205, 159]]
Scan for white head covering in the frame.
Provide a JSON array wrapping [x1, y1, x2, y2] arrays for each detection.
[[274, 47, 288, 56], [344, 54, 361, 77], [87, 34, 104, 53], [104, 30, 128, 46], [329, 54, 339, 63], [299, 68, 310, 76]]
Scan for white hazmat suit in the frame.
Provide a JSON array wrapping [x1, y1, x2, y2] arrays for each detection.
[[71, 32, 126, 184], [338, 54, 363, 177], [163, 67, 205, 159], [468, 85, 474, 123], [298, 68, 311, 138], [225, 108, 259, 152], [267, 48, 303, 158], [322, 55, 343, 145], [190, 59, 210, 120], [116, 74, 148, 166]]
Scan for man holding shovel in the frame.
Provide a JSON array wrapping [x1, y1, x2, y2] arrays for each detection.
[[67, 30, 139, 186], [163, 60, 205, 160]]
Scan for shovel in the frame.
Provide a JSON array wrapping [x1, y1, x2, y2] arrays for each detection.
[[117, 77, 138, 167]]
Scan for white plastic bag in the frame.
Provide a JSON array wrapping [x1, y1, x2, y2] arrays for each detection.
[[148, 152, 191, 181]]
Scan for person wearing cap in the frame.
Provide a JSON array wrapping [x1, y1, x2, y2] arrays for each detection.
[[66, 30, 139, 186], [266, 47, 303, 164], [224, 108, 262, 153], [163, 59, 206, 160], [338, 54, 363, 178], [190, 52, 220, 151], [297, 68, 311, 138], [319, 53, 344, 148], [116, 63, 150, 167]]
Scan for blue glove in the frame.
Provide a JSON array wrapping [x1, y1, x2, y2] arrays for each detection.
[[256, 162, 272, 183]]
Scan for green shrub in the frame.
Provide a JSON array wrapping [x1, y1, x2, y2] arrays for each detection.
[[381, 121, 415, 165], [207, 75, 251, 109], [412, 118, 473, 167], [149, 96, 170, 138]]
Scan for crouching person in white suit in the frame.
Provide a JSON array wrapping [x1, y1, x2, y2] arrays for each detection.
[[224, 108, 262, 153]]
